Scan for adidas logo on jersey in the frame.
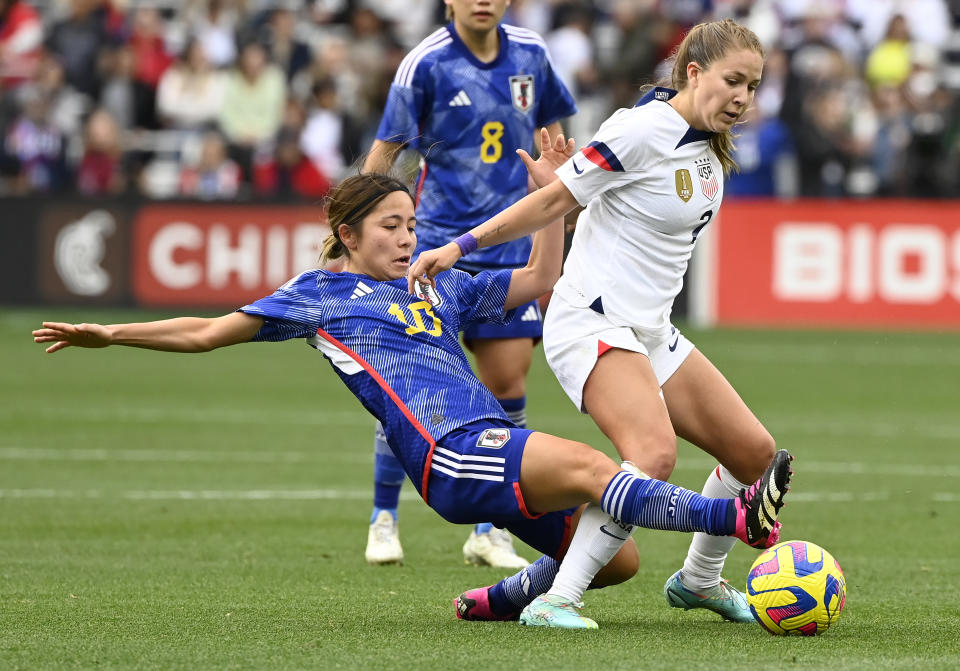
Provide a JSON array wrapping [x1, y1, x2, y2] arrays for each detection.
[[520, 305, 540, 322], [448, 90, 472, 107], [350, 281, 374, 299]]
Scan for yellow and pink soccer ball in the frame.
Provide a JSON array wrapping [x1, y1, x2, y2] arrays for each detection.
[[746, 540, 847, 636]]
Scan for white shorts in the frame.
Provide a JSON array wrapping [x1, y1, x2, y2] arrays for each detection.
[[542, 290, 695, 412]]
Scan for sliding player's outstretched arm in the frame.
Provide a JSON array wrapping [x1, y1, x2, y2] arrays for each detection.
[[32, 312, 264, 354], [503, 128, 575, 310]]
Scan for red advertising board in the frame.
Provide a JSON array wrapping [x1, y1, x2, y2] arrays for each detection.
[[132, 205, 329, 307], [710, 200, 960, 329]]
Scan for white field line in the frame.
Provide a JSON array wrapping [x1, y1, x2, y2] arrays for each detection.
[[0, 406, 371, 426], [0, 487, 953, 503], [1, 447, 958, 478], [8, 404, 960, 442], [540, 413, 960, 440], [764, 418, 960, 440], [0, 447, 311, 463], [0, 488, 421, 501], [702, 342, 960, 367]]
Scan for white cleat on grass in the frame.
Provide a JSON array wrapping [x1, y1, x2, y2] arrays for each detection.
[[462, 528, 530, 569], [365, 510, 404, 565]]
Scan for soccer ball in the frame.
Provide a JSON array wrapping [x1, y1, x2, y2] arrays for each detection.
[[746, 540, 847, 636]]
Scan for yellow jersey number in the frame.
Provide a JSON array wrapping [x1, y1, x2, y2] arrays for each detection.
[[388, 301, 442, 337], [480, 121, 504, 164]]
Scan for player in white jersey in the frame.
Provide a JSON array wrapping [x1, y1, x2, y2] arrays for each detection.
[[411, 19, 777, 627], [33, 137, 793, 631]]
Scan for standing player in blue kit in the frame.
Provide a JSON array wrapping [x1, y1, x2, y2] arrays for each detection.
[[361, 0, 577, 568]]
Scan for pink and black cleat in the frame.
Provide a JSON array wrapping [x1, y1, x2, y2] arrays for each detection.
[[454, 586, 520, 622], [734, 449, 794, 548]]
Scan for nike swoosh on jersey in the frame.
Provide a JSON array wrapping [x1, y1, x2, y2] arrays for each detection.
[[599, 524, 627, 541], [572, 159, 584, 174], [668, 335, 679, 352]]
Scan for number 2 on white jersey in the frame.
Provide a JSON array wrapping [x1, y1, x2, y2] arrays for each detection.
[[692, 210, 714, 243]]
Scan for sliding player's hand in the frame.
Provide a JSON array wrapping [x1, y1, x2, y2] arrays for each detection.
[[33, 321, 112, 353], [518, 127, 576, 190], [407, 242, 462, 292]]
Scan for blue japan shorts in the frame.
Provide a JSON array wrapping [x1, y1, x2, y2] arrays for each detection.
[[426, 418, 576, 559], [462, 298, 543, 342]]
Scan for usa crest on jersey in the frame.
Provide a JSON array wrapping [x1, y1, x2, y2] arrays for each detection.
[[509, 74, 534, 112], [696, 157, 718, 200]]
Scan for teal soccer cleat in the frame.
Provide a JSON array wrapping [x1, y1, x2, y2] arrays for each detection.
[[663, 570, 753, 623], [518, 594, 598, 630]]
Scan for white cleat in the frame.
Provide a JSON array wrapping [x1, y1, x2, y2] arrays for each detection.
[[462, 528, 530, 569], [365, 510, 404, 565]]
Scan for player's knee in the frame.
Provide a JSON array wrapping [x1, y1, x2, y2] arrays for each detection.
[[618, 437, 676, 480], [731, 430, 777, 482], [748, 431, 777, 478], [568, 444, 621, 498]]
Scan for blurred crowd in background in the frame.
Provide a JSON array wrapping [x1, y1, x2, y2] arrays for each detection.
[[2, 0, 959, 201]]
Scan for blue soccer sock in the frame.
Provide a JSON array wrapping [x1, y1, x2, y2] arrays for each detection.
[[474, 522, 494, 535], [372, 423, 404, 523], [488, 555, 560, 615], [498, 396, 527, 428], [600, 471, 735, 534]]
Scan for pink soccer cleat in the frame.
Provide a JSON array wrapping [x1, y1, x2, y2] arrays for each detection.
[[733, 449, 793, 548], [453, 586, 520, 622]]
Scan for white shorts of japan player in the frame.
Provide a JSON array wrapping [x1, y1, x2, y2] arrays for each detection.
[[543, 290, 695, 412]]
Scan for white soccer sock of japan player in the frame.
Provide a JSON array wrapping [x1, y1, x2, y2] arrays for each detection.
[[545, 463, 644, 604], [679, 464, 747, 590]]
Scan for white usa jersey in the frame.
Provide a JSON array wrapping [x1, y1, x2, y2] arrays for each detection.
[[554, 87, 723, 332]]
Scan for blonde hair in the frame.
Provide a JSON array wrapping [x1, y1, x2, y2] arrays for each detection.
[[319, 174, 413, 263], [670, 19, 764, 175]]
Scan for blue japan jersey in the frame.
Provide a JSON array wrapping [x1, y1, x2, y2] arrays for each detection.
[[376, 23, 577, 269], [239, 268, 515, 496]]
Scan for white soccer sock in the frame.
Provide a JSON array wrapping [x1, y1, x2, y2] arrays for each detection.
[[547, 503, 633, 603], [680, 464, 746, 590], [547, 463, 644, 603]]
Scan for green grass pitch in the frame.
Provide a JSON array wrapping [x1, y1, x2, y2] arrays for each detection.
[[2, 308, 959, 670]]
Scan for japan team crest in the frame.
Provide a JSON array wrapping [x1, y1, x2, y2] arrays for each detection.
[[696, 158, 718, 200], [509, 75, 535, 112], [413, 279, 443, 307], [477, 428, 511, 449]]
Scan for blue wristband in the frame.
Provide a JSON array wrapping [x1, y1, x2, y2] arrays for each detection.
[[454, 233, 478, 257]]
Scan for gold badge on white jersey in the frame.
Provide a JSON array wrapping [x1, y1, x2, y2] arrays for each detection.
[[675, 169, 693, 202]]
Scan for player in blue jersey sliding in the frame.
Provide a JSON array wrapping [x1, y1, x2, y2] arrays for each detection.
[[411, 19, 786, 627], [359, 0, 577, 568], [34, 131, 793, 631]]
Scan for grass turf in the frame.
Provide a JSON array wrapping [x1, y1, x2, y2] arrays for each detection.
[[2, 308, 959, 669]]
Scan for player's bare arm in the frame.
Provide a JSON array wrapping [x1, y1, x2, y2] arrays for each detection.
[[408, 129, 578, 291], [33, 312, 264, 354]]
